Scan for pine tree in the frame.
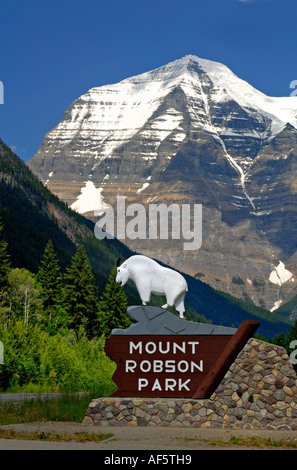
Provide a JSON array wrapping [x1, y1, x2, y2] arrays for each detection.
[[63, 246, 98, 337], [97, 265, 130, 337], [37, 240, 63, 320]]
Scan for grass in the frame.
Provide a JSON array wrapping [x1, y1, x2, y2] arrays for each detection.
[[1, 397, 297, 448], [179, 435, 297, 449], [0, 393, 114, 444], [0, 428, 112, 443], [227, 436, 297, 448], [0, 393, 92, 425]]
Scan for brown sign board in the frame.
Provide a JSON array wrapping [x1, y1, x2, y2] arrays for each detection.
[[105, 320, 260, 398]]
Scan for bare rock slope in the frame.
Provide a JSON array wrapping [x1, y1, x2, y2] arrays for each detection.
[[28, 55, 297, 312]]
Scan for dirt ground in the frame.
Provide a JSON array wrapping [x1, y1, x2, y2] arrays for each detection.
[[1, 421, 297, 450]]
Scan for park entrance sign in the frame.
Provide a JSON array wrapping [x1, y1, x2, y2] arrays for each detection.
[[105, 256, 260, 399], [85, 257, 297, 429], [104, 305, 259, 399]]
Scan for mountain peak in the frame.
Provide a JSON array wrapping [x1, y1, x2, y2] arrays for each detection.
[[152, 54, 235, 83], [168, 53, 226, 70], [27, 55, 297, 314]]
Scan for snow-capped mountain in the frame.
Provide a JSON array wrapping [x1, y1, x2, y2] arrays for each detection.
[[27, 55, 297, 312]]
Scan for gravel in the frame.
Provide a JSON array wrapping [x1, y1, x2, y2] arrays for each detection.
[[1, 420, 297, 450]]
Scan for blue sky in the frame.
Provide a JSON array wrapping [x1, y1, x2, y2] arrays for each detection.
[[0, 0, 296, 162]]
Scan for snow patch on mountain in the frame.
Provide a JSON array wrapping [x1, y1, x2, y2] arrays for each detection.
[[269, 261, 293, 286], [70, 181, 108, 215], [137, 182, 150, 195], [270, 299, 283, 312]]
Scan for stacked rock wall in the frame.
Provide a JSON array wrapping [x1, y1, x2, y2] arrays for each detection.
[[84, 338, 297, 429]]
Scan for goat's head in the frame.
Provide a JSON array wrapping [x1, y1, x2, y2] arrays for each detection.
[[115, 263, 129, 287]]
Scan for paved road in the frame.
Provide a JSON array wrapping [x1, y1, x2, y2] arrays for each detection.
[[0, 421, 295, 450]]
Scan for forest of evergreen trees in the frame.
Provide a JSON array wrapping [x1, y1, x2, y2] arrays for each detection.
[[0, 220, 131, 395], [0, 217, 297, 396]]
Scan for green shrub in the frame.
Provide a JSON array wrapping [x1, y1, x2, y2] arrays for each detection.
[[0, 321, 116, 396]]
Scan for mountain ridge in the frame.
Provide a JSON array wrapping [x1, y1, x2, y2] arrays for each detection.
[[27, 55, 297, 313]]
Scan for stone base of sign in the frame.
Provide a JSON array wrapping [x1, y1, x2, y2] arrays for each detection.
[[83, 338, 297, 429]]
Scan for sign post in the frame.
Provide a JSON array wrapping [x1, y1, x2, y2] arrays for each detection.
[[105, 256, 260, 399], [105, 306, 259, 399]]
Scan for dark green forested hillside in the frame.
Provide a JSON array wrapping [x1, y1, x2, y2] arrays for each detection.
[[271, 294, 297, 320], [0, 138, 294, 338], [0, 138, 136, 298]]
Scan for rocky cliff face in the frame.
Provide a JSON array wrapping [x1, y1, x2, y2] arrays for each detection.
[[27, 55, 297, 312]]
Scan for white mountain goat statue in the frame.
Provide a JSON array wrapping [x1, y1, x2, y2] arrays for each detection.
[[115, 255, 188, 318]]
